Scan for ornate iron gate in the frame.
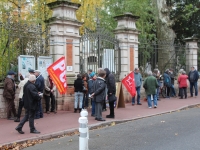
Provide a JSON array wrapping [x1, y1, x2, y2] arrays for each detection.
[[0, 20, 49, 82], [80, 24, 121, 81], [138, 39, 186, 75]]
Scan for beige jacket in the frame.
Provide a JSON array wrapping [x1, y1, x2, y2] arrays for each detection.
[[44, 78, 56, 96], [18, 78, 29, 99]]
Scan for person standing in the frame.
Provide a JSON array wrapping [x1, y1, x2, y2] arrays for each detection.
[[74, 74, 84, 113], [177, 69, 184, 97], [132, 68, 142, 105], [178, 71, 188, 99], [14, 74, 29, 122], [15, 75, 41, 134], [143, 71, 159, 108], [88, 72, 97, 117], [82, 74, 88, 109], [153, 68, 161, 101], [169, 69, 176, 97], [104, 68, 116, 118], [44, 75, 56, 114], [91, 70, 107, 121], [3, 71, 17, 120], [163, 69, 172, 98], [34, 70, 45, 119], [188, 66, 199, 97]]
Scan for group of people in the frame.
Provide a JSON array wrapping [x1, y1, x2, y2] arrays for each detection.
[[132, 66, 199, 109], [3, 69, 57, 134], [74, 68, 116, 121]]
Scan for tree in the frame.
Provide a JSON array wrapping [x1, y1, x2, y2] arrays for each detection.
[[71, 0, 104, 34], [170, 0, 200, 42]]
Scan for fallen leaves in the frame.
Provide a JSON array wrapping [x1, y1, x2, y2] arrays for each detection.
[[110, 122, 115, 126]]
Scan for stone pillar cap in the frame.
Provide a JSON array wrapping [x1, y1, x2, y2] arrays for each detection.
[[114, 13, 140, 20], [185, 37, 198, 42]]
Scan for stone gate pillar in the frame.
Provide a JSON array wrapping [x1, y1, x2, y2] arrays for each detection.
[[47, 0, 82, 74], [185, 37, 198, 73], [114, 13, 140, 80], [47, 0, 82, 111]]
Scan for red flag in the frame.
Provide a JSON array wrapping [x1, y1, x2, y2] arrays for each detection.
[[122, 72, 136, 97], [47, 57, 67, 95]]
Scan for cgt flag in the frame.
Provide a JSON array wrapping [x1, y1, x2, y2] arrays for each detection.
[[47, 57, 67, 95], [122, 72, 136, 97]]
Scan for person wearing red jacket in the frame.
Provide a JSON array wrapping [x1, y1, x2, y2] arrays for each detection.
[[178, 71, 188, 99]]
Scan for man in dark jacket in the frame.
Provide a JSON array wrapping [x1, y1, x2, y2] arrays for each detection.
[[188, 66, 199, 97], [91, 70, 107, 121], [3, 71, 17, 120], [15, 75, 41, 134], [163, 69, 172, 98], [169, 69, 176, 97], [104, 68, 116, 118], [34, 70, 45, 119]]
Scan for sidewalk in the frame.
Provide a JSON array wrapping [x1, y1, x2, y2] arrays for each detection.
[[0, 96, 199, 145]]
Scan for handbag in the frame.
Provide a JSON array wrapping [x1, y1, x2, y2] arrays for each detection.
[[108, 94, 117, 102]]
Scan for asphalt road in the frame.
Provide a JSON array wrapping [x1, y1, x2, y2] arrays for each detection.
[[25, 107, 200, 150]]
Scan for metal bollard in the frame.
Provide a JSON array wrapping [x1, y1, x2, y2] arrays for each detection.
[[79, 109, 89, 150]]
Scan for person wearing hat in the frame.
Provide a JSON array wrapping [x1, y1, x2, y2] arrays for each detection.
[[88, 72, 97, 116], [3, 70, 17, 120], [34, 70, 45, 119], [15, 75, 41, 134]]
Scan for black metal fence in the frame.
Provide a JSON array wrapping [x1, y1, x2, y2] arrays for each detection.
[[80, 26, 121, 81], [138, 39, 188, 75]]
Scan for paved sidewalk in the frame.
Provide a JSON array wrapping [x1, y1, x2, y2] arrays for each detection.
[[0, 96, 199, 145]]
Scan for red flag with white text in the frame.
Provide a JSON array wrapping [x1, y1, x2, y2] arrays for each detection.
[[47, 57, 67, 95], [122, 72, 136, 97]]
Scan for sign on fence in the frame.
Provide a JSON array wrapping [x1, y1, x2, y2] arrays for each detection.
[[37, 56, 53, 79], [18, 55, 35, 80]]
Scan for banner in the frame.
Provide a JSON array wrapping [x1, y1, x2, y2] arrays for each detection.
[[47, 57, 67, 95], [122, 72, 136, 97]]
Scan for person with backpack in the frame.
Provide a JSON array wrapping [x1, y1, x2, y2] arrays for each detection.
[[188, 66, 199, 97], [163, 69, 172, 98]]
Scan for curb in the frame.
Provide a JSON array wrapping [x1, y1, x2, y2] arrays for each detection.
[[1, 103, 200, 147]]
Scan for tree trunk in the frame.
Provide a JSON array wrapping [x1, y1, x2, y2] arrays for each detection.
[[153, 0, 176, 72]]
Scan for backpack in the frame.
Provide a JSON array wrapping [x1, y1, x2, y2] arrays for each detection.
[[164, 75, 171, 87]]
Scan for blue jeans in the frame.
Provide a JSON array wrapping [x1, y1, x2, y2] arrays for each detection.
[[190, 82, 198, 96], [170, 85, 176, 97], [35, 99, 43, 118], [74, 92, 84, 109], [156, 80, 161, 100], [132, 86, 141, 104], [147, 94, 157, 107], [91, 100, 95, 115]]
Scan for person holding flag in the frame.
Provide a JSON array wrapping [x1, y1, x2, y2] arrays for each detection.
[[132, 68, 143, 105]]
